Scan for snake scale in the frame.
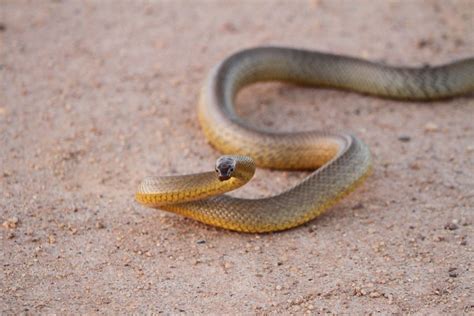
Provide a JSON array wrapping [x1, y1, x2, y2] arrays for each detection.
[[136, 47, 474, 233]]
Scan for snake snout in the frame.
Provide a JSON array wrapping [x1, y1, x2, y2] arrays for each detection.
[[215, 156, 236, 181]]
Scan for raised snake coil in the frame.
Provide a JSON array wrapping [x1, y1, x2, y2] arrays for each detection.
[[136, 47, 474, 233]]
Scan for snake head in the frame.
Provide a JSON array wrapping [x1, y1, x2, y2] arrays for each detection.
[[215, 156, 237, 181]]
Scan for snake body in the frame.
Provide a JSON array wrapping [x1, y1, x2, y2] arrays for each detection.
[[136, 47, 474, 233]]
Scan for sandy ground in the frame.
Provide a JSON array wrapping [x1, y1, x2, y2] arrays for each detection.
[[1, 0, 473, 314]]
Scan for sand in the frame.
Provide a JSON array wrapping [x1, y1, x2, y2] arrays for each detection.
[[1, 0, 473, 314]]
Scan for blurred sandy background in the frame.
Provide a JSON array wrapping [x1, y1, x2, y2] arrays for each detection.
[[1, 0, 473, 314]]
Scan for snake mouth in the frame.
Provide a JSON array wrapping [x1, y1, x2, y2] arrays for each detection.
[[216, 166, 233, 181], [218, 174, 231, 181]]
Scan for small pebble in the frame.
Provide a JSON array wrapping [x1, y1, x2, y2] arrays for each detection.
[[424, 122, 439, 132], [369, 291, 382, 298], [2, 217, 19, 229], [398, 135, 411, 142], [448, 268, 458, 278], [417, 38, 433, 49], [220, 22, 238, 33], [352, 202, 364, 210], [196, 240, 206, 244], [171, 78, 182, 86], [444, 223, 459, 230]]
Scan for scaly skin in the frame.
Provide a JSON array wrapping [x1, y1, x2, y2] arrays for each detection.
[[136, 47, 474, 233]]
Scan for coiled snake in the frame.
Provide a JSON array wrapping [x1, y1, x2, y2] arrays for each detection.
[[136, 47, 474, 233]]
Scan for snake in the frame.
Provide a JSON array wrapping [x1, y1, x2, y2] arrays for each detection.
[[136, 46, 474, 233]]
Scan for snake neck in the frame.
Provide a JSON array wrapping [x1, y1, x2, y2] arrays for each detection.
[[231, 155, 256, 181]]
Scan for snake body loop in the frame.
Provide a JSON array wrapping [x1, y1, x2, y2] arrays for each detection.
[[136, 47, 474, 233]]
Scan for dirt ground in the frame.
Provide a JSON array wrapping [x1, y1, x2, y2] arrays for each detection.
[[1, 0, 473, 314]]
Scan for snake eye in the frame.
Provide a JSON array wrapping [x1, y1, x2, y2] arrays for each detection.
[[229, 167, 234, 173]]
